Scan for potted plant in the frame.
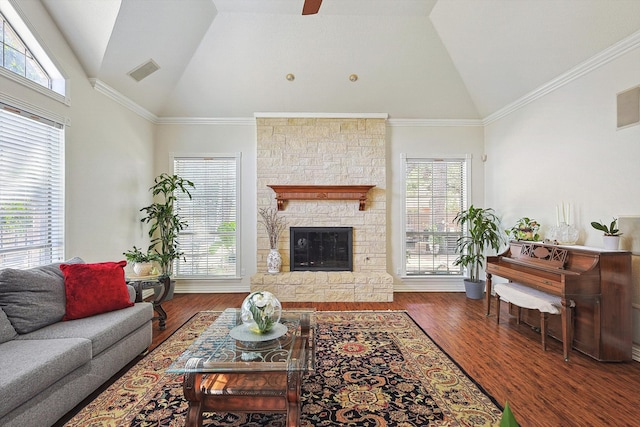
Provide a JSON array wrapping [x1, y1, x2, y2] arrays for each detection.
[[123, 246, 159, 276], [258, 207, 286, 273], [591, 218, 622, 250], [140, 173, 195, 276], [507, 217, 541, 241], [453, 205, 505, 299]]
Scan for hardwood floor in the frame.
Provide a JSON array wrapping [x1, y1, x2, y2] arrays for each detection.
[[152, 292, 640, 426]]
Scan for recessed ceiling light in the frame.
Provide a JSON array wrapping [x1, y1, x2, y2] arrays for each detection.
[[286, 73, 295, 81], [349, 74, 358, 82]]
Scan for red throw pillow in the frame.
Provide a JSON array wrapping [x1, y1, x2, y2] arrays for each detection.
[[60, 261, 133, 320]]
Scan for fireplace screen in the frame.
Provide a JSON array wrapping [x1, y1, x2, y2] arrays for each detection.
[[290, 227, 353, 272]]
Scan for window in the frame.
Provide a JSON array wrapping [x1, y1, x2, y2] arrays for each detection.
[[0, 4, 66, 98], [403, 156, 468, 276], [1, 12, 50, 88], [173, 154, 240, 278], [0, 103, 64, 269]]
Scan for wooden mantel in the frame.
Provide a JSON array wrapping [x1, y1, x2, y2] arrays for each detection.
[[267, 185, 375, 211]]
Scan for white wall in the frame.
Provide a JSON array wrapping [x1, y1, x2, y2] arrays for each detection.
[[484, 47, 640, 247], [154, 123, 257, 292], [64, 84, 155, 262], [0, 1, 155, 264]]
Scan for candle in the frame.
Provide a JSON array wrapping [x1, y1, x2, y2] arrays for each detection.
[[556, 205, 559, 227]]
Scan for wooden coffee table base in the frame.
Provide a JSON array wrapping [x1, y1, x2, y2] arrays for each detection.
[[183, 371, 302, 427]]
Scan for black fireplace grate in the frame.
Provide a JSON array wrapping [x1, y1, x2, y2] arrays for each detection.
[[290, 227, 353, 272]]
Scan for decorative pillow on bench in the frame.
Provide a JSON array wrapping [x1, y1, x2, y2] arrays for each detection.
[[0, 257, 84, 334], [60, 260, 133, 320]]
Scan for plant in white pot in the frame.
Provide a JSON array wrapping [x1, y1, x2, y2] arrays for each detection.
[[123, 246, 159, 276], [591, 218, 622, 250], [453, 205, 505, 299]]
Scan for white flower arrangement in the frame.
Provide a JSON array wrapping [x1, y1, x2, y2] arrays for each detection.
[[241, 291, 281, 333]]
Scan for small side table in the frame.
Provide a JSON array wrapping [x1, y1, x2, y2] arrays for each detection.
[[125, 275, 171, 330]]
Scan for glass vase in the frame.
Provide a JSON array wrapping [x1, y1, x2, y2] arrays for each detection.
[[548, 222, 579, 245], [241, 291, 282, 334]]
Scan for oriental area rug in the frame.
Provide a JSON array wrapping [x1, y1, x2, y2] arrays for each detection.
[[64, 311, 502, 426]]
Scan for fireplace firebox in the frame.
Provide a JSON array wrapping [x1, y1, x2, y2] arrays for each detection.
[[290, 227, 353, 272]]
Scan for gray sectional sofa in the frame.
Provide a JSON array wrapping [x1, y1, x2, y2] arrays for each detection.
[[0, 258, 154, 427]]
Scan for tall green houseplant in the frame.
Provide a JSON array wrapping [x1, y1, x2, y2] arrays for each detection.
[[453, 205, 505, 284], [140, 173, 195, 275]]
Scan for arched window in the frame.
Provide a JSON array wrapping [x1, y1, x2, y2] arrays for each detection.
[[0, 4, 66, 100], [1, 12, 51, 89]]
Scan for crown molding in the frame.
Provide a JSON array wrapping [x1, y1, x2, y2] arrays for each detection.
[[158, 115, 483, 126], [90, 29, 640, 128], [387, 118, 482, 127], [157, 116, 482, 126], [254, 112, 389, 119], [89, 79, 158, 123], [484, 29, 640, 125], [157, 116, 255, 125]]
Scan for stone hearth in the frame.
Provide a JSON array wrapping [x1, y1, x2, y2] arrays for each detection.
[[251, 272, 393, 302], [250, 114, 393, 302]]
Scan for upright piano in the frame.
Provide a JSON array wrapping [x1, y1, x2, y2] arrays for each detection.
[[486, 241, 632, 362]]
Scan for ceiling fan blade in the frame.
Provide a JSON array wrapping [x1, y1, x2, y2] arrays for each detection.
[[302, 0, 322, 15]]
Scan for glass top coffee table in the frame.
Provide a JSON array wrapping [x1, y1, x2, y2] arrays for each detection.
[[167, 308, 315, 427]]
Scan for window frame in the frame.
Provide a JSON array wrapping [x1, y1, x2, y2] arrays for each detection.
[[401, 154, 471, 277], [0, 102, 65, 269], [170, 152, 241, 280], [0, 1, 69, 104]]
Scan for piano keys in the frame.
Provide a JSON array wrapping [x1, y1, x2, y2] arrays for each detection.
[[486, 241, 632, 362]]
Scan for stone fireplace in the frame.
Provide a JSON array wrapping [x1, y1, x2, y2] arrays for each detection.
[[250, 114, 393, 302]]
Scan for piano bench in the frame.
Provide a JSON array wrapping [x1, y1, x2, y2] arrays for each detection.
[[494, 283, 565, 355]]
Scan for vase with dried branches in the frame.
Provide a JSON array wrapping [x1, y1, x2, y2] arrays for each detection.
[[258, 207, 286, 273]]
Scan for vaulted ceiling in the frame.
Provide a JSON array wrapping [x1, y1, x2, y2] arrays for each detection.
[[41, 0, 640, 120]]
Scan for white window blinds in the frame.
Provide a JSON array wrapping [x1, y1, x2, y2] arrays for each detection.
[[173, 155, 240, 278], [404, 157, 467, 276], [0, 104, 64, 269]]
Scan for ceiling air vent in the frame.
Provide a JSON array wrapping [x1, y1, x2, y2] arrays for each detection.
[[127, 59, 160, 82]]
